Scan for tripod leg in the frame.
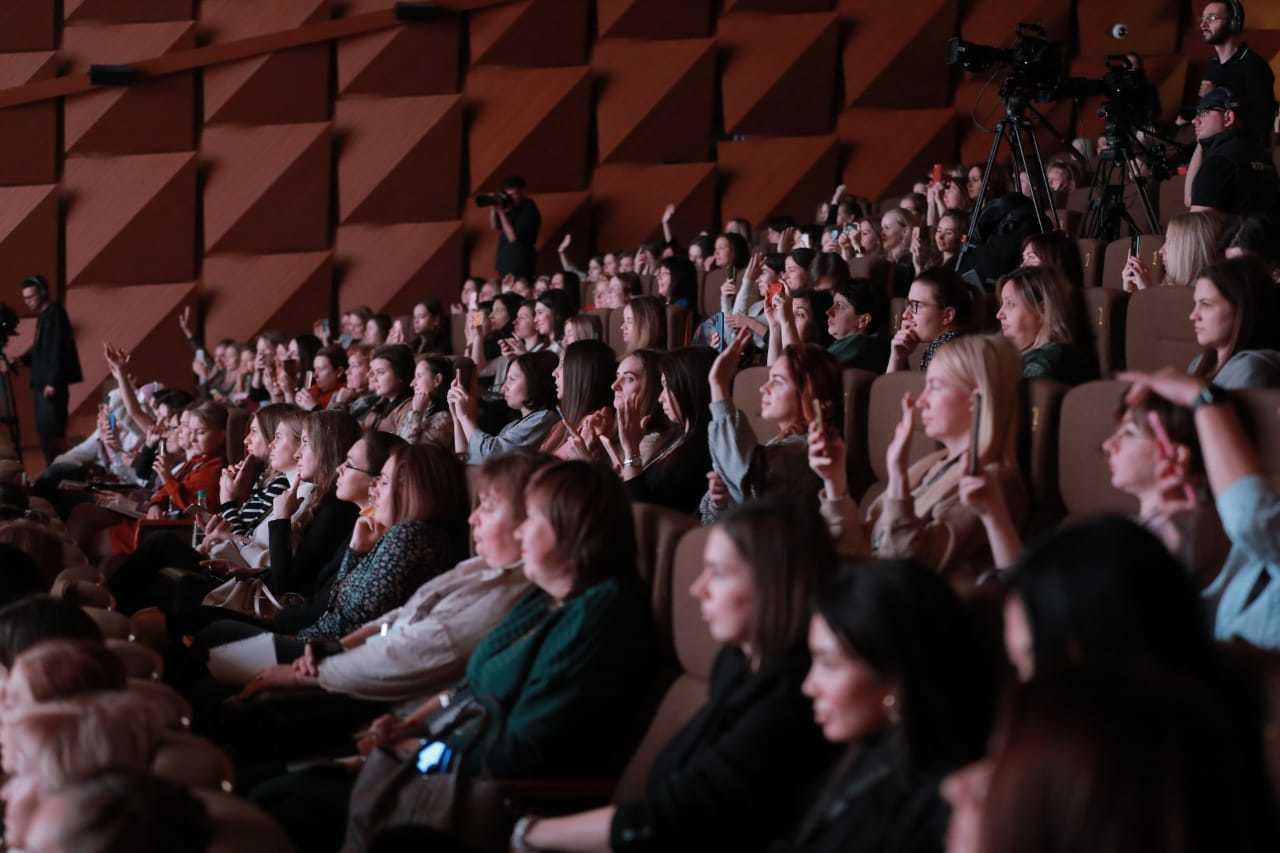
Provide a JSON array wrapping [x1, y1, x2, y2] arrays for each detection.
[[1024, 125, 1059, 230], [1008, 123, 1046, 233], [954, 120, 1008, 272], [1123, 157, 1160, 234]]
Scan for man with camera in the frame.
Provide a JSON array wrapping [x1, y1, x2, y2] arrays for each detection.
[[0, 275, 82, 464], [1187, 87, 1280, 217], [484, 176, 541, 279]]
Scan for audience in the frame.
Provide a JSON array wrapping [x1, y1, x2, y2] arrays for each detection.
[[1186, 256, 1280, 389], [887, 268, 972, 373], [995, 266, 1095, 384]]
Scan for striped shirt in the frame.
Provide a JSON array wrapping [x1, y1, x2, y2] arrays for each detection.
[[220, 471, 290, 536]]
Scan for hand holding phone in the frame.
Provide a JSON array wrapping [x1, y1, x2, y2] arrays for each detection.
[[968, 392, 983, 476]]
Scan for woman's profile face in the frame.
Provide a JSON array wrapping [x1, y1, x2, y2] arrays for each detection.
[[372, 453, 398, 528], [1101, 410, 1163, 496], [335, 439, 373, 504], [488, 300, 511, 333], [759, 357, 800, 425], [902, 281, 950, 343], [611, 354, 646, 410], [996, 280, 1043, 352], [689, 528, 756, 649], [620, 305, 636, 346], [244, 417, 270, 461], [368, 358, 402, 399], [1189, 276, 1235, 351], [801, 613, 893, 743], [312, 354, 340, 391], [513, 305, 536, 340], [470, 487, 522, 567], [268, 425, 300, 472], [658, 372, 683, 427], [917, 362, 973, 444], [346, 355, 370, 391], [515, 497, 572, 596], [502, 361, 530, 412]]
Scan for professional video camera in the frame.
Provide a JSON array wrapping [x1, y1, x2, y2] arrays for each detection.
[[0, 303, 18, 350], [946, 24, 1068, 105], [1059, 55, 1159, 130], [474, 191, 513, 209]]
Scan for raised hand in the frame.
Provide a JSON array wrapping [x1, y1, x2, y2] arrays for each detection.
[[891, 327, 920, 361], [178, 305, 195, 339], [705, 470, 729, 510], [558, 233, 572, 253], [273, 477, 303, 521], [350, 516, 386, 554], [958, 466, 1004, 519], [615, 393, 646, 462], [1121, 254, 1152, 292], [661, 203, 676, 224], [885, 392, 919, 478], [808, 418, 848, 498], [708, 327, 751, 398]]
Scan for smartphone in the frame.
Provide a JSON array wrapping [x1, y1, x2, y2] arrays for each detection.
[[931, 163, 944, 184], [469, 310, 485, 329], [1129, 234, 1140, 258], [303, 369, 314, 388], [416, 741, 453, 776], [797, 232, 811, 249], [766, 279, 785, 306], [968, 392, 983, 475]]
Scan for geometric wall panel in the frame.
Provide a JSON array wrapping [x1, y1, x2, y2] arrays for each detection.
[[0, 52, 58, 185], [0, 3, 56, 52], [337, 221, 465, 314], [337, 16, 462, 96], [594, 38, 716, 165], [201, 0, 332, 125], [724, 0, 834, 11], [0, 185, 59, 295], [201, 252, 334, 344], [1077, 0, 1180, 57], [591, 162, 718, 252], [470, 0, 589, 68], [337, 95, 462, 224], [958, 0, 1072, 44], [719, 12, 840, 136], [463, 190, 591, 278], [61, 22, 197, 155], [64, 153, 198, 288], [838, 108, 955, 201], [597, 0, 713, 40], [465, 65, 592, 193], [202, 123, 332, 254], [65, 0, 193, 24], [719, 136, 839, 226], [840, 0, 958, 109]]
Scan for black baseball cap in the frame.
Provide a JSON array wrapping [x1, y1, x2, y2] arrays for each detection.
[[1190, 86, 1240, 114]]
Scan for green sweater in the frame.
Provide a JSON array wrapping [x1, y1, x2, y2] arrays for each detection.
[[1021, 342, 1096, 386], [459, 576, 656, 778]]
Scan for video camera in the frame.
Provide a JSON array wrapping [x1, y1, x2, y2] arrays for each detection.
[[946, 24, 1068, 105], [475, 191, 514, 209], [0, 303, 17, 350]]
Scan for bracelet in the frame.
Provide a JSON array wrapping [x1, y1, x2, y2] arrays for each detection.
[[511, 816, 543, 853], [622, 455, 641, 468]]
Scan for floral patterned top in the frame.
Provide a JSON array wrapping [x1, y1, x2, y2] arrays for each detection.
[[296, 519, 460, 640]]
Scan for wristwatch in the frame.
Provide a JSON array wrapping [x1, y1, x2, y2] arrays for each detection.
[[1192, 382, 1229, 411]]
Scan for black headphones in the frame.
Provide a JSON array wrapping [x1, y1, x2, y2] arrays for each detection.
[[1226, 0, 1245, 34], [21, 274, 48, 299]]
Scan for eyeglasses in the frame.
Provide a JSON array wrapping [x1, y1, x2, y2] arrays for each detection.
[[905, 300, 939, 314], [339, 458, 379, 476], [1199, 13, 1226, 24]]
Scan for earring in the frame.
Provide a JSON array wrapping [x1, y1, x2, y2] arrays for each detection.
[[882, 693, 901, 725]]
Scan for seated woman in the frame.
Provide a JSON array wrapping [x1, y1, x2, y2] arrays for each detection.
[[622, 295, 668, 352], [215, 403, 291, 538], [328, 343, 378, 422], [540, 340, 616, 463], [200, 442, 467, 678], [621, 347, 716, 515], [516, 499, 840, 852], [398, 354, 454, 448], [995, 266, 1095, 384], [533, 290, 572, 355], [822, 278, 891, 372], [360, 344, 415, 435], [258, 460, 657, 852], [295, 345, 347, 411], [1186, 256, 1280, 390], [409, 299, 449, 355], [1020, 229, 1084, 289], [701, 330, 842, 524], [815, 335, 1027, 588], [656, 255, 698, 310], [1121, 210, 1225, 291], [235, 451, 543, 705], [596, 349, 668, 470], [562, 314, 602, 346], [450, 351, 559, 463], [887, 267, 973, 373]]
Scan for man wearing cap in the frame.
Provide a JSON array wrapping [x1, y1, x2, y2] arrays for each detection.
[[1198, 1, 1276, 149], [1187, 88, 1280, 217], [5, 275, 82, 464]]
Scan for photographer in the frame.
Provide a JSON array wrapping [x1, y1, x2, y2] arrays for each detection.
[[486, 175, 541, 279], [1, 275, 82, 465], [1187, 88, 1280, 217]]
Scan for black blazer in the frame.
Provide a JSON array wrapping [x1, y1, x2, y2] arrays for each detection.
[[610, 646, 837, 851], [23, 302, 82, 389]]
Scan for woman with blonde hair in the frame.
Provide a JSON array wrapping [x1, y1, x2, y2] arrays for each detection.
[[621, 295, 667, 352], [1122, 211, 1225, 291], [810, 335, 1027, 588], [562, 315, 601, 346], [996, 265, 1095, 385]]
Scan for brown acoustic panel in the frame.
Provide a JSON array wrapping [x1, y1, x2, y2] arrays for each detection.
[[840, 0, 958, 109], [337, 95, 463, 224], [719, 136, 838, 226], [201, 0, 332, 125], [62, 22, 197, 155], [337, 221, 465, 314], [470, 0, 589, 68], [0, 4, 56, 52], [594, 38, 715, 165], [0, 53, 58, 185], [464, 191, 590, 278], [0, 185, 59, 291], [597, 0, 712, 40], [64, 153, 198, 287], [719, 12, 839, 136], [65, 282, 199, 421], [958, 0, 1071, 44], [724, 0, 834, 11], [202, 123, 332, 254], [65, 0, 194, 23], [1077, 0, 1180, 58], [202, 252, 334, 344], [466, 65, 592, 193], [953, 76, 1075, 165], [337, 17, 462, 96], [838, 108, 955, 201], [591, 163, 717, 255]]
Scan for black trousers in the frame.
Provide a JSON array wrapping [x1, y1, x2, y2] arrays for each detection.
[[33, 385, 68, 465]]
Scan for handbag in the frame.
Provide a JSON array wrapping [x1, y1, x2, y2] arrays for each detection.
[[201, 577, 301, 620], [342, 691, 510, 853]]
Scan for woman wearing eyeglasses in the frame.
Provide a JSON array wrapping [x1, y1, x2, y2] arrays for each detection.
[[887, 268, 974, 373]]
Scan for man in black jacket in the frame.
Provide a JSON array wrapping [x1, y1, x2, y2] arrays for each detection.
[[11, 275, 82, 464], [1188, 88, 1280, 217], [490, 175, 541, 279]]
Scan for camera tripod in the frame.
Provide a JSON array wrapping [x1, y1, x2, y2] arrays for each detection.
[[1080, 121, 1160, 241], [0, 353, 22, 461]]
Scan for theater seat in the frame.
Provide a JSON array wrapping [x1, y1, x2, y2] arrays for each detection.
[[667, 305, 694, 349], [841, 368, 879, 500], [152, 730, 236, 792], [1079, 288, 1128, 377], [1057, 380, 1139, 518], [1077, 238, 1103, 288], [861, 372, 935, 507], [107, 638, 164, 680], [450, 313, 467, 356], [83, 606, 131, 640], [1018, 379, 1069, 512], [631, 502, 697, 658], [580, 311, 606, 341], [1159, 174, 1188, 229], [1102, 235, 1164, 290], [701, 266, 731, 318], [1066, 186, 1091, 213], [849, 255, 893, 301], [732, 366, 770, 442], [1124, 286, 1198, 373], [612, 525, 715, 802]]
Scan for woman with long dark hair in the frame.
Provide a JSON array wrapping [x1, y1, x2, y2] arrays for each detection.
[[541, 340, 616, 462]]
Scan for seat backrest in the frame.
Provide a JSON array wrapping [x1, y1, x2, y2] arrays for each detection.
[[731, 366, 771, 443], [1159, 174, 1188, 230], [106, 638, 165, 680], [1018, 378, 1069, 509], [1053, 209, 1081, 236], [667, 305, 694, 349], [1102, 235, 1164, 290], [632, 502, 698, 659], [700, 266, 730, 318], [671, 525, 717, 679], [606, 308, 626, 356], [225, 407, 249, 466], [83, 606, 131, 640], [580, 311, 606, 341], [151, 731, 236, 792], [1125, 182, 1161, 234], [849, 255, 893, 301], [889, 297, 907, 333], [1065, 186, 1091, 213], [841, 367, 879, 499], [1057, 380, 1139, 517], [1236, 389, 1280, 487], [865, 371, 933, 488], [1076, 238, 1103, 288], [1079, 288, 1128, 377], [1124, 286, 1198, 374], [450, 313, 468, 356]]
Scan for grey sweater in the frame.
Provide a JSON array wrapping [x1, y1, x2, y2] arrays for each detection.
[[1188, 349, 1280, 391]]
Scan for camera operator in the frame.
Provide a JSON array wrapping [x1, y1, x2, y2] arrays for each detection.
[[1198, 1, 1276, 148], [487, 175, 541, 279], [0, 275, 82, 464], [1186, 88, 1280, 217]]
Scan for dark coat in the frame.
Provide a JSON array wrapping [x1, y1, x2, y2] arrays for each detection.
[[23, 302, 82, 389]]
